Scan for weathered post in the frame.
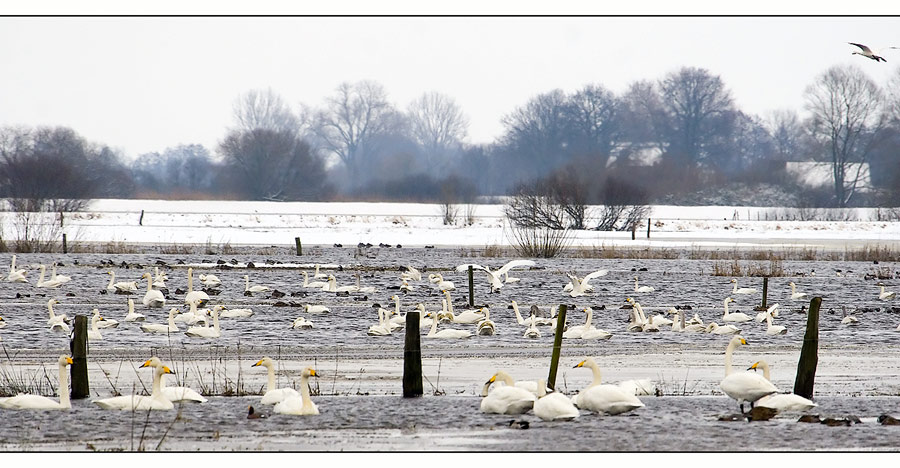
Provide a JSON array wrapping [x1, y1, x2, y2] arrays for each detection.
[[62, 233, 67, 254], [70, 315, 89, 399], [761, 277, 769, 309], [294, 237, 302, 256], [631, 225, 636, 240], [402, 307, 423, 397], [468, 265, 475, 308], [547, 304, 567, 390], [139, 209, 144, 226], [793, 297, 821, 399], [647, 218, 651, 239]]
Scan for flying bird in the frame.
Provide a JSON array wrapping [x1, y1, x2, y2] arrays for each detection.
[[848, 42, 897, 62]]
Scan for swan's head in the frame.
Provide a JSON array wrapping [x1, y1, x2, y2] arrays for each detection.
[[415, 303, 425, 312], [48, 299, 59, 306], [730, 335, 748, 347], [725, 297, 734, 303], [161, 366, 175, 375], [584, 307, 593, 313], [252, 357, 274, 368], [302, 368, 318, 378], [730, 279, 737, 283], [142, 272, 151, 279], [706, 323, 718, 331], [391, 295, 399, 301], [666, 307, 678, 315], [59, 355, 73, 366], [625, 297, 634, 304], [140, 357, 164, 368], [107, 271, 113, 275], [573, 359, 588, 369]]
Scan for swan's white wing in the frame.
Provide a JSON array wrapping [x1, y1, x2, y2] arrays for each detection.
[[582, 269, 610, 283], [495, 259, 536, 276], [849, 42, 873, 54], [455, 263, 484, 272]]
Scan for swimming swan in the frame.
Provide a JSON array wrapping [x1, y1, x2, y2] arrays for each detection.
[[46, 299, 70, 329], [198, 273, 221, 288], [219, 305, 254, 318], [143, 357, 208, 403], [124, 298, 146, 322], [563, 269, 608, 295], [37, 265, 65, 288], [424, 303, 472, 339], [152, 267, 168, 289], [456, 260, 535, 292], [252, 357, 300, 404], [510, 300, 552, 326], [184, 305, 221, 338], [273, 367, 319, 416], [731, 279, 757, 295], [0, 356, 73, 410], [633, 276, 655, 293], [185, 268, 210, 306], [88, 311, 105, 340], [571, 358, 644, 415], [879, 285, 896, 301], [722, 297, 751, 323], [140, 308, 179, 334], [841, 306, 859, 325], [51, 264, 71, 284], [93, 361, 175, 411], [442, 291, 485, 323], [367, 308, 392, 336], [301, 271, 328, 289], [92, 306, 118, 328], [523, 319, 541, 338], [291, 316, 313, 329], [706, 322, 741, 335], [6, 255, 28, 283], [534, 379, 580, 421], [579, 308, 612, 340], [755, 302, 780, 322], [141, 273, 166, 308], [748, 360, 816, 412], [476, 308, 496, 336], [427, 273, 455, 291], [719, 335, 779, 413], [106, 271, 137, 293], [789, 282, 808, 300], [479, 371, 536, 414], [243, 275, 270, 294], [764, 306, 787, 335]]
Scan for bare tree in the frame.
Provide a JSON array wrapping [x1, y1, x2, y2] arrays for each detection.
[[658, 67, 736, 167], [499, 89, 571, 179], [804, 65, 887, 207], [407, 91, 469, 168], [765, 109, 806, 161], [233, 88, 299, 134], [306, 81, 403, 187], [567, 84, 621, 167]]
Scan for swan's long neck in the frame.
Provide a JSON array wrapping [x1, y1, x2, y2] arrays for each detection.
[[444, 291, 453, 314], [496, 371, 515, 387], [107, 272, 114, 289], [52, 264, 58, 278], [536, 379, 547, 398], [428, 306, 438, 335], [58, 361, 71, 409], [724, 341, 738, 376], [635, 304, 647, 322], [168, 310, 177, 328], [394, 296, 400, 315], [583, 309, 593, 328], [759, 361, 771, 381], [765, 311, 774, 327], [146, 276, 153, 292], [634, 278, 639, 291], [586, 360, 602, 387], [38, 265, 47, 284], [48, 302, 56, 319], [512, 302, 525, 324], [9, 255, 15, 272], [732, 282, 738, 294], [187, 269, 195, 293], [211, 309, 219, 332], [266, 364, 276, 392], [723, 300, 730, 317], [300, 372, 312, 407], [91, 315, 100, 332], [151, 366, 164, 398], [127, 300, 134, 316], [301, 271, 309, 287]]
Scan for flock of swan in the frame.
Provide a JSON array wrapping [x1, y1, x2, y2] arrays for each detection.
[[0, 254, 896, 421]]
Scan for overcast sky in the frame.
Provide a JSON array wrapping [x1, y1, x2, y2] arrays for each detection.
[[2, 14, 899, 160]]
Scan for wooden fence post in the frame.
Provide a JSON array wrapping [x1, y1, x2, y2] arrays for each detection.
[[62, 233, 67, 254], [294, 237, 302, 256], [139, 210, 144, 226], [70, 315, 89, 399], [647, 218, 651, 238], [468, 265, 475, 308], [402, 308, 423, 397], [760, 277, 768, 310], [793, 297, 821, 399], [547, 304, 567, 390]]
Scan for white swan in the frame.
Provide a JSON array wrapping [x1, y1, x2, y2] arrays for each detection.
[[291, 316, 313, 329], [731, 279, 757, 295], [300, 271, 328, 289], [755, 302, 780, 322], [273, 367, 319, 416], [510, 300, 552, 327], [243, 274, 270, 294], [0, 316, 5, 329], [50, 264, 71, 284], [174, 299, 207, 325], [91, 307, 118, 330], [841, 306, 859, 325], [399, 278, 413, 293], [424, 303, 472, 339], [442, 291, 485, 324], [388, 295, 406, 327], [563, 308, 593, 339], [523, 319, 541, 338], [313, 264, 328, 279], [414, 303, 436, 330], [199, 273, 221, 288], [563, 269, 608, 294], [141, 273, 166, 308], [184, 268, 210, 306], [764, 306, 787, 335], [476, 308, 496, 336], [124, 299, 146, 322], [37, 265, 64, 288], [580, 308, 613, 340], [633, 276, 655, 293], [789, 282, 808, 300], [617, 379, 655, 396], [456, 260, 535, 292], [879, 285, 896, 301], [304, 304, 330, 314], [479, 371, 537, 414], [93, 361, 175, 411], [185, 305, 221, 338], [143, 357, 208, 403], [0, 356, 73, 410], [6, 255, 28, 283], [367, 308, 392, 336], [848, 42, 897, 62], [106, 271, 137, 293], [152, 267, 168, 289], [748, 360, 817, 412], [252, 357, 300, 404], [219, 305, 254, 319], [140, 308, 180, 334], [722, 297, 751, 323], [534, 379, 580, 421], [45, 298, 70, 329], [571, 358, 644, 415], [352, 275, 376, 294], [719, 335, 779, 413], [323, 275, 357, 293], [706, 322, 741, 335], [428, 273, 455, 291], [401, 265, 422, 282], [672, 308, 705, 333]]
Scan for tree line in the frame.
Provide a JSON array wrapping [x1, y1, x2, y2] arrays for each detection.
[[2, 63, 899, 213]]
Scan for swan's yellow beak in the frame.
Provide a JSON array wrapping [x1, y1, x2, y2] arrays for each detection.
[[139, 359, 154, 368], [309, 369, 318, 377], [740, 338, 748, 345], [163, 366, 174, 375], [65, 357, 74, 365], [573, 360, 586, 368], [487, 374, 497, 384], [748, 362, 759, 371]]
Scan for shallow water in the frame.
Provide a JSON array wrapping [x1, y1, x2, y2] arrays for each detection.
[[1, 251, 899, 451]]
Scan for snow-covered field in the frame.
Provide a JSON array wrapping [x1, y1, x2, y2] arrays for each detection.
[[3, 199, 899, 250]]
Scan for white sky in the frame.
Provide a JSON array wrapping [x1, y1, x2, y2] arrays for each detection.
[[2, 3, 900, 160]]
